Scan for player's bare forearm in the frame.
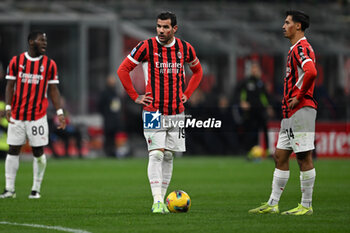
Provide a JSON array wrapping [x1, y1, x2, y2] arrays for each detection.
[[48, 84, 62, 110], [48, 84, 66, 129], [5, 80, 15, 123], [5, 80, 15, 107]]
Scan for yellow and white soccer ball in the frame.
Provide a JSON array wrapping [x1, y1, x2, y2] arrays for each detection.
[[248, 145, 265, 160], [166, 190, 191, 213]]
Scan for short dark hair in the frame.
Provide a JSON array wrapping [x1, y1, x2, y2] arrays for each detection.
[[28, 31, 45, 42], [286, 10, 310, 31], [157, 12, 177, 27]]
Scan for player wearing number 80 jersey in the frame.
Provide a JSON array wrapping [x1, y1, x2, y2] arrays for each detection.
[[0, 31, 66, 199], [6, 51, 59, 121]]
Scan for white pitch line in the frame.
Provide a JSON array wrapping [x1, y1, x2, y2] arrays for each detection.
[[0, 221, 92, 233]]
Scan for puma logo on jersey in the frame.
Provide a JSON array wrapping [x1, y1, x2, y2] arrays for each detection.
[[154, 53, 161, 57]]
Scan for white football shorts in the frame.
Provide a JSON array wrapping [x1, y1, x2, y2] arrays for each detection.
[[276, 107, 316, 153], [143, 111, 186, 152], [7, 115, 49, 147]]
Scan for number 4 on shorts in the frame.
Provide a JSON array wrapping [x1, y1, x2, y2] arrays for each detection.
[[285, 128, 294, 139]]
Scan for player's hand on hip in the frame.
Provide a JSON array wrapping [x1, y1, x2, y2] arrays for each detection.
[[5, 110, 14, 124], [135, 92, 153, 106], [288, 97, 300, 110], [182, 94, 188, 103], [57, 114, 66, 130]]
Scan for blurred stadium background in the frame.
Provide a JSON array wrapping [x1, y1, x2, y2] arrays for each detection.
[[0, 0, 349, 158]]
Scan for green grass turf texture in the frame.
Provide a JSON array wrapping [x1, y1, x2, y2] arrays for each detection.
[[0, 157, 349, 233]]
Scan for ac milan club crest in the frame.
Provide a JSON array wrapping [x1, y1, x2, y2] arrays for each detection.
[[177, 52, 182, 59]]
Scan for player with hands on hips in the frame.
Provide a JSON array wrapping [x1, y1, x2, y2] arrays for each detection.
[[249, 10, 317, 216], [117, 12, 202, 214]]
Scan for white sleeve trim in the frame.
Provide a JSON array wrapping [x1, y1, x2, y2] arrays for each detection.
[[5, 75, 16, 80], [301, 59, 313, 68], [48, 80, 59, 84], [127, 55, 140, 65], [188, 57, 199, 67]]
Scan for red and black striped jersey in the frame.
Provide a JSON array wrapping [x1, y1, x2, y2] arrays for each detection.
[[6, 52, 59, 121], [127, 36, 199, 115], [282, 37, 317, 118]]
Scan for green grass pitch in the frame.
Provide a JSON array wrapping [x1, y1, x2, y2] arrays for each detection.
[[0, 157, 349, 233]]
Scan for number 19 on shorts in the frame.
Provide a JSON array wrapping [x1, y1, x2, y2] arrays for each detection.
[[178, 127, 185, 139]]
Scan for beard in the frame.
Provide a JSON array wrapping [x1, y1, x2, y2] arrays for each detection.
[[158, 33, 172, 44], [33, 44, 45, 56]]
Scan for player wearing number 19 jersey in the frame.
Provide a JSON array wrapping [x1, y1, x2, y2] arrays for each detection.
[[0, 31, 66, 199], [126, 36, 199, 115], [249, 10, 317, 215], [117, 12, 202, 213]]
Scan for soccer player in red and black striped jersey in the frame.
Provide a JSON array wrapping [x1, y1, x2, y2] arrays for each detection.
[[117, 12, 203, 213], [249, 11, 317, 215], [0, 31, 66, 199]]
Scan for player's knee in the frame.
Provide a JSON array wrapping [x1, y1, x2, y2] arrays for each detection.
[[149, 150, 164, 161], [273, 153, 281, 164], [296, 151, 313, 168], [32, 146, 44, 157], [296, 151, 312, 161], [8, 145, 21, 155], [163, 151, 173, 161], [274, 154, 289, 169]]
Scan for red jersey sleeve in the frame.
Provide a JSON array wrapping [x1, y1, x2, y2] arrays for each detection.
[[117, 57, 139, 101], [296, 44, 314, 68], [185, 43, 197, 65], [118, 40, 148, 101], [296, 60, 317, 100], [127, 41, 148, 65], [295, 44, 317, 100], [5, 56, 17, 80], [47, 59, 59, 84], [183, 43, 203, 98], [184, 62, 203, 99]]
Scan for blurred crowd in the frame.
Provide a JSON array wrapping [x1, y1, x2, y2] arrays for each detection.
[[0, 59, 348, 158], [86, 59, 348, 157]]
